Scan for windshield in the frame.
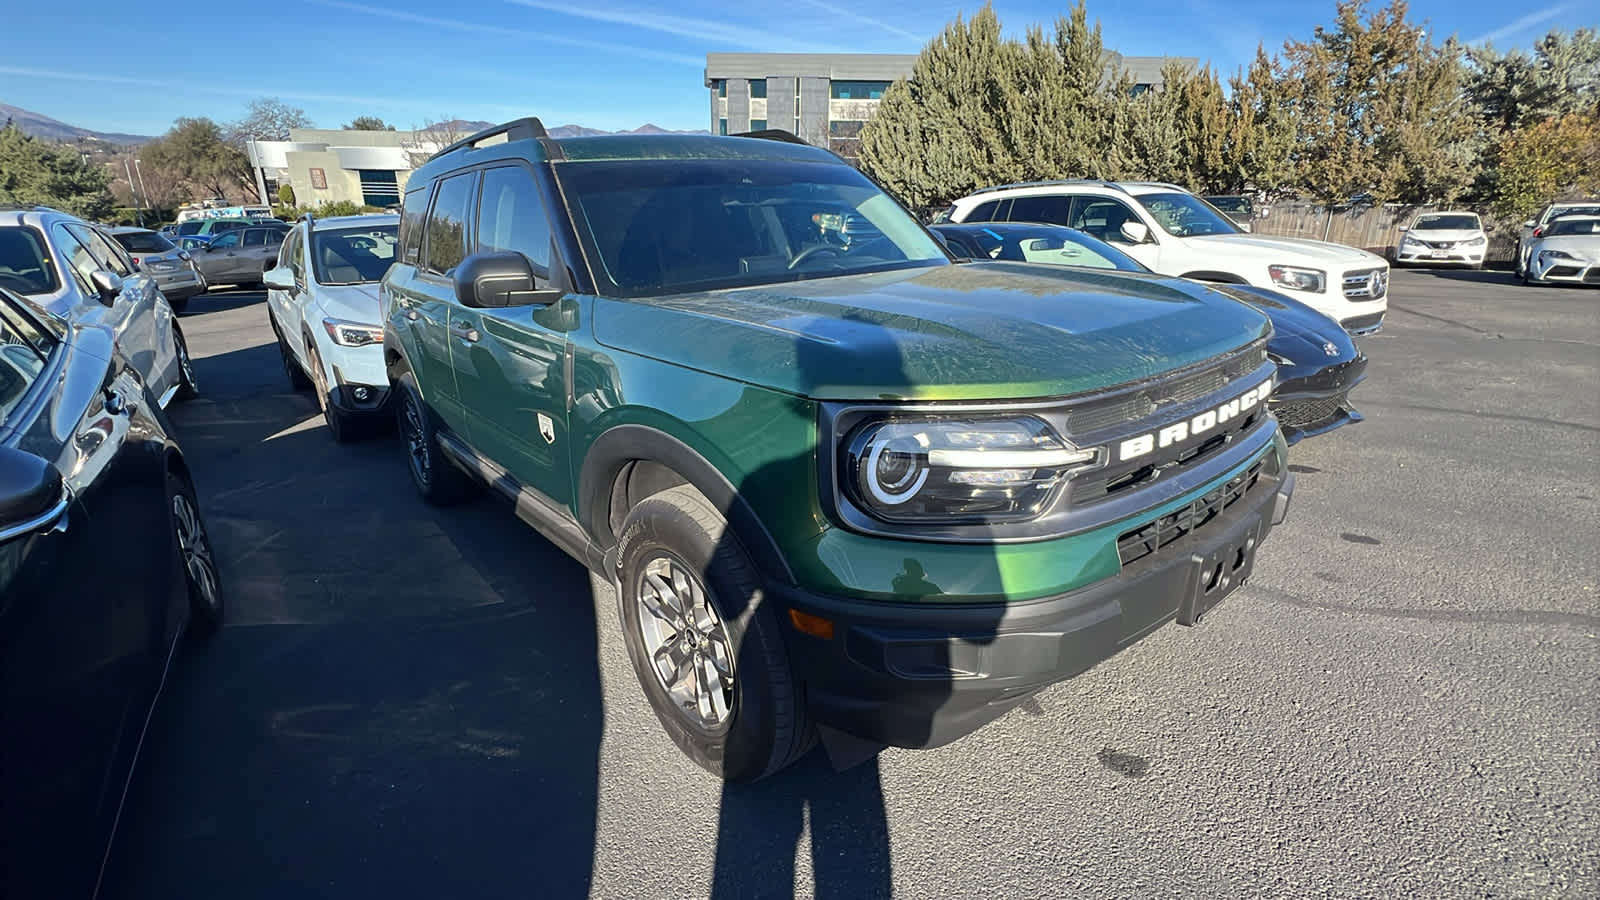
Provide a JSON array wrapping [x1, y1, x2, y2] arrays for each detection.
[[1137, 193, 1241, 237], [312, 224, 400, 284], [0, 227, 60, 295], [555, 158, 947, 298], [113, 230, 176, 253], [1414, 214, 1479, 231], [1545, 218, 1600, 237], [941, 224, 1144, 272]]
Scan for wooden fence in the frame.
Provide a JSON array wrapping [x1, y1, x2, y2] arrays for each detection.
[[1248, 202, 1518, 265]]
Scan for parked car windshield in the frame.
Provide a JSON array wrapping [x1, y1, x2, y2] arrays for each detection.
[[1136, 193, 1241, 237], [0, 227, 61, 294], [1413, 213, 1480, 231], [1545, 218, 1600, 237], [940, 224, 1145, 272], [312, 224, 400, 284], [555, 158, 948, 298], [112, 230, 176, 254]]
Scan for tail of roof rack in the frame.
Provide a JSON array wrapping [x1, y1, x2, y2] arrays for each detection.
[[428, 117, 549, 163], [967, 180, 1131, 197], [732, 129, 811, 146], [1119, 181, 1189, 193]]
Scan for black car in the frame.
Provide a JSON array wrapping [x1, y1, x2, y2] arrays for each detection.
[[933, 222, 1366, 444], [0, 285, 222, 898]]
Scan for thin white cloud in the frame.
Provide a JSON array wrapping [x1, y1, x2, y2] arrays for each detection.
[[309, 0, 703, 65], [1467, 5, 1572, 46], [501, 0, 826, 52], [791, 0, 924, 44]]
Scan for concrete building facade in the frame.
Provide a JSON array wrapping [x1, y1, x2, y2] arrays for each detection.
[[247, 128, 445, 209], [706, 52, 1197, 163]]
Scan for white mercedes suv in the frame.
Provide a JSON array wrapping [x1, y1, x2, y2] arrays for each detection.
[[944, 181, 1389, 334]]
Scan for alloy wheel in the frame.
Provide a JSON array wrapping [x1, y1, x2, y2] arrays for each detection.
[[402, 394, 431, 488], [635, 555, 736, 729], [172, 492, 220, 611], [177, 334, 197, 392]]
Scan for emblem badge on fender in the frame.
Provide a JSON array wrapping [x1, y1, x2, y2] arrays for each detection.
[[538, 412, 556, 444], [1323, 341, 1339, 356]]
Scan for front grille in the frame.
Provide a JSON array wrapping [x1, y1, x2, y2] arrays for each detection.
[[1342, 266, 1389, 301], [1548, 265, 1582, 278], [1341, 312, 1384, 334], [1116, 462, 1264, 566], [1272, 395, 1344, 429], [1584, 269, 1600, 284], [1425, 240, 1456, 250], [1063, 342, 1268, 434]]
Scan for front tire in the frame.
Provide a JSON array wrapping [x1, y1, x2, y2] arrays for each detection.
[[169, 473, 223, 637], [393, 370, 477, 505], [172, 328, 198, 402], [304, 340, 365, 443], [615, 485, 815, 782]]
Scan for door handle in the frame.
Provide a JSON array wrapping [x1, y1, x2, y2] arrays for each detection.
[[450, 323, 480, 343]]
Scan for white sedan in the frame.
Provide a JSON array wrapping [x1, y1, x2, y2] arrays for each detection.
[[1394, 211, 1488, 268], [264, 214, 399, 441], [1522, 215, 1600, 287]]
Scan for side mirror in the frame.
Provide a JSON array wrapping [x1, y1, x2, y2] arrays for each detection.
[[89, 270, 123, 305], [0, 446, 66, 543], [1523, 219, 1535, 228], [1396, 225, 1408, 232], [1119, 220, 1151, 244], [453, 251, 562, 308], [204, 243, 219, 252], [1239, 223, 1252, 233], [263, 266, 295, 291], [1484, 223, 1495, 233]]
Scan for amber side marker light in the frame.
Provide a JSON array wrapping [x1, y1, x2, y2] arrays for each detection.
[[788, 609, 835, 640]]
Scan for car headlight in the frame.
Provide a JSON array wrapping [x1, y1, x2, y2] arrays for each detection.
[[1268, 265, 1326, 293], [322, 318, 383, 347], [1464, 236, 1486, 247], [1400, 235, 1424, 247], [1539, 250, 1577, 261], [840, 416, 1100, 524]]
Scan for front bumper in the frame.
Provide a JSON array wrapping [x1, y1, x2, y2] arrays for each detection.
[[324, 343, 392, 414], [1270, 354, 1367, 445], [774, 446, 1294, 750], [1528, 257, 1600, 285], [1396, 246, 1484, 266]]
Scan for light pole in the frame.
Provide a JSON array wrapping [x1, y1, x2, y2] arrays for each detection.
[[134, 158, 153, 223], [123, 158, 144, 228]]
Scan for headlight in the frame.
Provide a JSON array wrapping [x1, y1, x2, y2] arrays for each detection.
[[1539, 250, 1577, 261], [322, 318, 383, 347], [1464, 236, 1486, 247], [1400, 235, 1423, 247], [841, 416, 1100, 524], [1268, 265, 1326, 293]]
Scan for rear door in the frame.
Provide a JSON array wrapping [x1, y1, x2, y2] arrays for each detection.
[[451, 163, 572, 505], [0, 296, 171, 896], [390, 170, 478, 436]]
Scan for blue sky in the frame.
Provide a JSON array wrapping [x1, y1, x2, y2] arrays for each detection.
[[1, 1, 1592, 137]]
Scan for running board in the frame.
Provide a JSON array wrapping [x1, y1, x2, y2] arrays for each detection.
[[434, 430, 607, 573]]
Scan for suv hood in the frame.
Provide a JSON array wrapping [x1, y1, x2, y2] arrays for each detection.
[[315, 282, 383, 323], [1186, 233, 1385, 267], [593, 263, 1270, 401]]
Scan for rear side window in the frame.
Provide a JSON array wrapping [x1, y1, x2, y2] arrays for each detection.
[[399, 186, 430, 265], [0, 227, 60, 294], [1005, 195, 1070, 226], [476, 166, 552, 281], [424, 171, 477, 276], [963, 199, 1002, 222]]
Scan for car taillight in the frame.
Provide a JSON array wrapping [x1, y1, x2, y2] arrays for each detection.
[[1533, 227, 1544, 237], [131, 257, 141, 265]]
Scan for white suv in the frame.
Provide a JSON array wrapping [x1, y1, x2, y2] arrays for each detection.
[[945, 181, 1389, 334], [264, 213, 399, 442]]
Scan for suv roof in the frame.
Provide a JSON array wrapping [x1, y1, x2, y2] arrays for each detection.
[[411, 117, 835, 186], [303, 213, 399, 231], [965, 180, 1192, 199]]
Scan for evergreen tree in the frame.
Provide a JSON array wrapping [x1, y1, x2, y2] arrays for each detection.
[[1224, 48, 1297, 195], [0, 123, 115, 219], [1489, 113, 1600, 219]]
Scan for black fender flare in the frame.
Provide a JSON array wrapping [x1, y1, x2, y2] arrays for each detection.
[[578, 424, 795, 585]]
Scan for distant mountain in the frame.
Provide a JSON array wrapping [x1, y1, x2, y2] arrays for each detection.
[[444, 120, 709, 139], [0, 102, 152, 145]]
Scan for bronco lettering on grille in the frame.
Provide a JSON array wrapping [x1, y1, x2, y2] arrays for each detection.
[[1117, 380, 1271, 462]]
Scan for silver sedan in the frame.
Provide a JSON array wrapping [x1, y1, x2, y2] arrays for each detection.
[[108, 227, 206, 311]]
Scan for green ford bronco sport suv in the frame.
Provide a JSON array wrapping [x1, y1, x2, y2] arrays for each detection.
[[382, 119, 1295, 781]]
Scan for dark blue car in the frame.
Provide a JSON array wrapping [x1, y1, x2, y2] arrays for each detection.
[[933, 222, 1366, 444]]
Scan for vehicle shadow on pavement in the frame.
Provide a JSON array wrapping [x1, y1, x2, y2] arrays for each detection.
[[101, 340, 603, 898], [1417, 268, 1517, 285], [179, 289, 271, 316]]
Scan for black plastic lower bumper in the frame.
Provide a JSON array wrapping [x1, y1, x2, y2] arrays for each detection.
[[773, 463, 1294, 750]]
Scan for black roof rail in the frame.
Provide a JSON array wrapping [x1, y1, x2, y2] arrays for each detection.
[[967, 179, 1130, 197], [428, 117, 549, 163], [732, 128, 810, 146]]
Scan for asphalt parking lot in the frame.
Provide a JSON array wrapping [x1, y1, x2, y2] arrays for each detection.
[[100, 269, 1597, 899]]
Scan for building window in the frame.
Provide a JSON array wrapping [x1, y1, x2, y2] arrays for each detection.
[[830, 80, 891, 100], [1130, 83, 1153, 97], [711, 79, 727, 97], [828, 120, 865, 138], [358, 170, 399, 207], [749, 79, 766, 99], [719, 118, 728, 136], [750, 119, 767, 132]]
